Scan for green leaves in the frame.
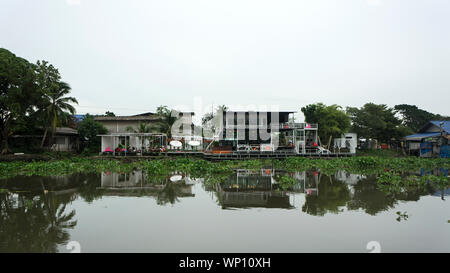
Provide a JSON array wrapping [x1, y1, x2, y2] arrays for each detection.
[[77, 114, 107, 152], [347, 103, 405, 142], [301, 103, 350, 143]]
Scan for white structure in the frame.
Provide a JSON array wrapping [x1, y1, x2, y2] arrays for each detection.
[[334, 133, 357, 154], [94, 114, 161, 134], [98, 133, 167, 155], [169, 135, 203, 151], [101, 170, 146, 188]]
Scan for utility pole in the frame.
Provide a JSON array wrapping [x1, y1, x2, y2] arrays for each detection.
[[439, 122, 444, 158]]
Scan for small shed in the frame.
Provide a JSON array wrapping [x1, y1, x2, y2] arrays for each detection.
[[404, 120, 450, 158], [11, 127, 80, 152]]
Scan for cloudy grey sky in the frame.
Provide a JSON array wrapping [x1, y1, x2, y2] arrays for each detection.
[[1, 0, 449, 123]]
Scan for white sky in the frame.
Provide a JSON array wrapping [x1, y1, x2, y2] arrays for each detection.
[[1, 0, 449, 123]]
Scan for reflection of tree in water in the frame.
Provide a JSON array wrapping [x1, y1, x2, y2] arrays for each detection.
[[304, 173, 431, 216], [157, 181, 183, 205], [346, 176, 397, 215], [302, 175, 351, 216], [0, 191, 76, 253], [75, 173, 103, 203]]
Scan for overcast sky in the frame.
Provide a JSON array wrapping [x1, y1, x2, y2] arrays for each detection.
[[1, 0, 449, 123]]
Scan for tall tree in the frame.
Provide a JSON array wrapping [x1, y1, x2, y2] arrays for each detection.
[[0, 48, 39, 154], [154, 105, 177, 138], [394, 104, 449, 132], [77, 114, 107, 152], [35, 60, 62, 147], [347, 103, 406, 142], [301, 103, 351, 144], [39, 81, 78, 147]]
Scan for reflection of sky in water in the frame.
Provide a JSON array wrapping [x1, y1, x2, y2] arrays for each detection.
[[0, 170, 448, 253]]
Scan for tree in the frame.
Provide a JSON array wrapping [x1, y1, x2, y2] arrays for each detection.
[[39, 81, 78, 147], [77, 114, 107, 152], [302, 176, 351, 216], [0, 190, 77, 252], [104, 111, 115, 117], [202, 105, 228, 136], [34, 60, 78, 148], [0, 48, 39, 154], [154, 105, 177, 138], [300, 103, 351, 145], [347, 103, 404, 143], [394, 104, 450, 132]]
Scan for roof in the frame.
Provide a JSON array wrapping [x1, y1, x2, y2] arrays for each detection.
[[406, 120, 450, 140], [12, 127, 78, 137], [55, 127, 79, 135], [222, 111, 296, 114], [417, 120, 450, 133], [428, 121, 450, 133], [94, 115, 161, 121], [74, 114, 85, 121], [404, 132, 440, 141], [132, 112, 156, 116], [97, 133, 167, 137]]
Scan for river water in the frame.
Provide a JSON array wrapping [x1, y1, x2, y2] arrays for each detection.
[[0, 169, 449, 252]]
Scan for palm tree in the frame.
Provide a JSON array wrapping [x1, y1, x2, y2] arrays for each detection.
[[39, 82, 78, 147], [153, 105, 178, 138]]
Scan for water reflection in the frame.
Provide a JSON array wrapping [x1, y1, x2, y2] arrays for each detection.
[[216, 169, 319, 209], [0, 180, 77, 253], [0, 169, 447, 252], [100, 170, 195, 204]]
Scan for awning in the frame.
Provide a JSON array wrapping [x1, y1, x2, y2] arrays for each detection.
[[404, 132, 440, 141]]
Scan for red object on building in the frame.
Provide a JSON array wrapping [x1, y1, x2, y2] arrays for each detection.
[[313, 142, 318, 147]]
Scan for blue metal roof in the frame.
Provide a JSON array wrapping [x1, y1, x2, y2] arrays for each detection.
[[404, 132, 440, 140], [74, 114, 86, 121], [429, 120, 450, 134]]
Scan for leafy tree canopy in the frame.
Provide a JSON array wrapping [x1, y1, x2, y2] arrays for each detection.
[[347, 103, 408, 142], [301, 103, 351, 144], [77, 114, 107, 152], [394, 104, 450, 132], [0, 48, 40, 154]]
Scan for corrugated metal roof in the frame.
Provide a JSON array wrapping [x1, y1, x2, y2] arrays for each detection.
[[55, 127, 79, 135], [94, 115, 161, 121], [429, 120, 450, 134], [404, 132, 440, 140]]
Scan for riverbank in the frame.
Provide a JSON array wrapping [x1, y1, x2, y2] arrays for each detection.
[[0, 155, 448, 178]]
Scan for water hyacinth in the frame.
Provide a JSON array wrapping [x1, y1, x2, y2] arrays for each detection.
[[0, 157, 449, 190]]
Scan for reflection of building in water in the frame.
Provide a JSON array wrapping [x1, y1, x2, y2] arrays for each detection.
[[216, 169, 319, 209], [334, 170, 366, 185], [99, 171, 194, 201], [184, 176, 204, 185], [101, 171, 146, 188], [289, 171, 320, 196], [334, 170, 367, 197], [220, 191, 292, 209]]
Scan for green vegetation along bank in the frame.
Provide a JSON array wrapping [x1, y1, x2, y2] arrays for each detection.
[[0, 156, 448, 181], [0, 156, 448, 198]]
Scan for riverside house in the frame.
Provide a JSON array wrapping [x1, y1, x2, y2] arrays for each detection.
[[404, 120, 450, 158]]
